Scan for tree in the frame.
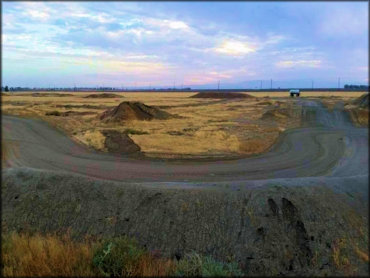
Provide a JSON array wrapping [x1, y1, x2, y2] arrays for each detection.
[[4, 86, 9, 92]]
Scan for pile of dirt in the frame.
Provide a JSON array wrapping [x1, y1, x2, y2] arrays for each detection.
[[191, 92, 253, 99], [84, 93, 123, 99], [45, 111, 96, 117], [32, 93, 73, 97], [351, 93, 369, 109], [102, 130, 141, 154], [261, 108, 291, 120], [99, 101, 173, 122], [55, 104, 110, 109]]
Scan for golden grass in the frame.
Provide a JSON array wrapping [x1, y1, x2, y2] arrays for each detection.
[[1, 232, 178, 277], [2, 232, 97, 277], [1, 91, 308, 157], [355, 247, 369, 262], [347, 109, 369, 127], [74, 130, 107, 151]]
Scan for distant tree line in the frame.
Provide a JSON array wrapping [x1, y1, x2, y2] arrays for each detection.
[[1, 86, 192, 92], [344, 84, 369, 90]]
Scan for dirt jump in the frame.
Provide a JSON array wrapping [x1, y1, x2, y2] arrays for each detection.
[[99, 101, 173, 122]]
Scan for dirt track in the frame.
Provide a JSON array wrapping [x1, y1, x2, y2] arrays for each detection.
[[2, 99, 368, 184], [2, 99, 369, 276]]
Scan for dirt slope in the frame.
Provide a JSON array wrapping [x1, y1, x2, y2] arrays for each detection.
[[99, 101, 173, 122], [352, 93, 369, 108], [191, 92, 253, 99], [2, 168, 368, 276]]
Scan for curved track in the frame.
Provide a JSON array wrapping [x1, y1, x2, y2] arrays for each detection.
[[2, 100, 368, 184]]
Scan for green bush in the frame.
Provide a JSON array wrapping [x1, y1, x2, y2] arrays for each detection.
[[92, 236, 145, 276], [175, 252, 243, 277]]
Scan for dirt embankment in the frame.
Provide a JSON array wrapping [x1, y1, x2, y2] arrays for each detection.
[[191, 92, 253, 99], [84, 93, 123, 98], [2, 168, 368, 276], [345, 93, 369, 126], [261, 102, 302, 123], [99, 101, 173, 122]]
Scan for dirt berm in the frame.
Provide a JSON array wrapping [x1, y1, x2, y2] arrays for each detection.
[[345, 93, 369, 126], [351, 93, 369, 109], [99, 101, 173, 122], [84, 93, 123, 98], [2, 168, 368, 276], [191, 92, 253, 99]]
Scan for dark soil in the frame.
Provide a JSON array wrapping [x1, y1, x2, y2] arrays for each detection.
[[102, 130, 141, 154], [55, 104, 110, 109], [99, 101, 173, 122], [45, 111, 96, 117], [31, 93, 73, 97], [190, 92, 253, 99], [84, 93, 123, 99]]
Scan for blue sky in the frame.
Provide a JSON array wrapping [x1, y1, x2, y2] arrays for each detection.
[[2, 1, 368, 88]]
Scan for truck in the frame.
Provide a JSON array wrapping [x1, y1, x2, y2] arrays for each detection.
[[289, 89, 300, 97]]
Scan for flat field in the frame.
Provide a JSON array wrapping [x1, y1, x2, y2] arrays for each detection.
[[1, 91, 365, 158]]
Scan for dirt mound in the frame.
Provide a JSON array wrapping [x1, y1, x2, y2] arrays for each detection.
[[352, 93, 369, 109], [191, 92, 253, 99], [31, 93, 73, 97], [99, 101, 173, 122], [84, 93, 123, 98], [261, 108, 290, 120], [102, 130, 140, 154], [45, 111, 96, 117]]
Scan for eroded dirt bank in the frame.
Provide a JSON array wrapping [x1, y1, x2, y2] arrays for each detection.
[[2, 168, 368, 276]]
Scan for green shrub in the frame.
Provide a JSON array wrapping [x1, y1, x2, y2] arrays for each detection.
[[175, 252, 243, 277], [92, 236, 145, 276]]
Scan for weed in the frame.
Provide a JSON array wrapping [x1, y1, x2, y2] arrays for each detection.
[[92, 236, 145, 276], [175, 251, 243, 277]]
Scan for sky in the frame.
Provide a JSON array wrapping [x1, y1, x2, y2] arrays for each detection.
[[2, 1, 369, 89]]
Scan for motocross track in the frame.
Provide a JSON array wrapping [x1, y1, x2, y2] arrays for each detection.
[[2, 98, 369, 276], [2, 99, 368, 184]]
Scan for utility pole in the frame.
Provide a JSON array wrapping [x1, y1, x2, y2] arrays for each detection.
[[217, 80, 220, 90], [338, 77, 341, 89]]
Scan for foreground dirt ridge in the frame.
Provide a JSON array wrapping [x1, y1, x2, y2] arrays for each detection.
[[2, 168, 368, 276]]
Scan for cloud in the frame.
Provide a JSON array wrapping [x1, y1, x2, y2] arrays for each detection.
[[275, 60, 322, 68], [214, 39, 257, 56]]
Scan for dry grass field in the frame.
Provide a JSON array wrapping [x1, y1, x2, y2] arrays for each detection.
[[1, 91, 365, 158]]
